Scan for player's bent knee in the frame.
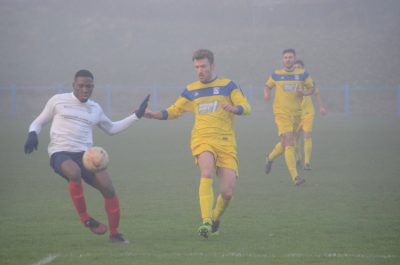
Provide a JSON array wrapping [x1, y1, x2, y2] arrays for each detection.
[[98, 185, 116, 198], [221, 190, 234, 201], [200, 171, 213, 179]]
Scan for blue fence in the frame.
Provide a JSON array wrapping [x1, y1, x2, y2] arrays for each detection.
[[1, 85, 399, 117]]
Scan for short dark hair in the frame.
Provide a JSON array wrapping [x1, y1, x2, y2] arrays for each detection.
[[295, 59, 304, 67], [74, 69, 94, 80], [192, 49, 214, 64], [282, 48, 296, 56]]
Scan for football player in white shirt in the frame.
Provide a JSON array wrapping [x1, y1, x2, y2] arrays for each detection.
[[24, 69, 150, 244]]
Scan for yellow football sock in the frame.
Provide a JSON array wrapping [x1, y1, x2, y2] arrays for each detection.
[[199, 177, 214, 224], [304, 137, 312, 164], [284, 145, 298, 181], [295, 137, 302, 162], [268, 142, 283, 161], [213, 194, 230, 221]]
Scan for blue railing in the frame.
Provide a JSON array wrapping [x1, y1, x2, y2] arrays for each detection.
[[1, 85, 399, 117]]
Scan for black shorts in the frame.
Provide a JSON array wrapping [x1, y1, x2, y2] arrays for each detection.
[[50, 151, 95, 185]]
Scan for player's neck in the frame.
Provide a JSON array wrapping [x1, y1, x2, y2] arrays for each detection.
[[200, 75, 217, 84], [284, 67, 295, 72]]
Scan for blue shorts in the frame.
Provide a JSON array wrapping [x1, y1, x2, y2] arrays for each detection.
[[50, 151, 95, 186]]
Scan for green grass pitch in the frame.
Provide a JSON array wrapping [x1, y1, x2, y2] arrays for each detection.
[[1, 112, 399, 265]]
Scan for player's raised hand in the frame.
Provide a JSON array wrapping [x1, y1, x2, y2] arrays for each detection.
[[144, 109, 155, 119], [134, 94, 150, 119], [24, 131, 38, 154]]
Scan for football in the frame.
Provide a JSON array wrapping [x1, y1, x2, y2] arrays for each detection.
[[82, 146, 109, 172]]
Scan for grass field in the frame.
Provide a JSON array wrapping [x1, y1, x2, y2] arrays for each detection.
[[1, 111, 399, 265]]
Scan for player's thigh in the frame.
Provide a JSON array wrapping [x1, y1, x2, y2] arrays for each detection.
[[60, 160, 82, 181], [197, 151, 216, 178], [92, 170, 115, 198], [281, 131, 295, 147], [51, 152, 82, 182], [216, 167, 236, 199]]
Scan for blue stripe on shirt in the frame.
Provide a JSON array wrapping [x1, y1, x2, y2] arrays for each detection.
[[271, 71, 309, 81], [181, 81, 238, 101]]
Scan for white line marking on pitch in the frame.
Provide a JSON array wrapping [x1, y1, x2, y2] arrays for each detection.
[[31, 254, 59, 265], [66, 252, 399, 259], [30, 251, 399, 264]]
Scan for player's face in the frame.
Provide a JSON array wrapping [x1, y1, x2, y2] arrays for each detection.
[[193, 58, 214, 83], [73, 76, 94, 103], [282, 52, 296, 70]]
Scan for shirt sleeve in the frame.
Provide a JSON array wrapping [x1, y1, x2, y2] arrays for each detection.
[[163, 96, 192, 120], [265, 75, 275, 88], [29, 96, 55, 134], [304, 72, 314, 90], [97, 112, 139, 135], [230, 87, 251, 116], [313, 86, 319, 96]]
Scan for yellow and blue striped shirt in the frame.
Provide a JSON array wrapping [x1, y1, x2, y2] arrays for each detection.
[[266, 68, 314, 115], [162, 78, 251, 146]]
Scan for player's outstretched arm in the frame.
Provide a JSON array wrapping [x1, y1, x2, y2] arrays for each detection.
[[264, 85, 272, 102], [315, 94, 327, 115], [24, 131, 38, 154], [144, 109, 164, 120], [134, 94, 150, 119]]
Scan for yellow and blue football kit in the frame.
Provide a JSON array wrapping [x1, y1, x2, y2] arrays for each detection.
[[297, 87, 320, 166], [298, 87, 319, 133], [265, 68, 313, 181], [266, 68, 314, 136], [162, 77, 250, 226], [161, 77, 251, 176]]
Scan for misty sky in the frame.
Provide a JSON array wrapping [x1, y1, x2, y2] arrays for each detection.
[[1, 0, 399, 88]]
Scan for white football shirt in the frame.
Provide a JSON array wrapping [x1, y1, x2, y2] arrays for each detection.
[[29, 92, 139, 156]]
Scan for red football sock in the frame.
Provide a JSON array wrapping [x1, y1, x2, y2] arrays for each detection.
[[105, 196, 120, 236], [69, 181, 90, 222]]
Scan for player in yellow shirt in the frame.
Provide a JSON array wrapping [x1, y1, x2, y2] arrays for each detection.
[[264, 49, 314, 185], [145, 49, 251, 238], [265, 59, 326, 174], [294, 60, 326, 170]]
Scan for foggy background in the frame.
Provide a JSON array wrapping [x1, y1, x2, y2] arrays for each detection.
[[1, 0, 399, 87], [0, 0, 400, 118]]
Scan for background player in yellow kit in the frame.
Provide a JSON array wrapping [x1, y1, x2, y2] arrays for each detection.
[[264, 49, 314, 185], [294, 59, 327, 170], [265, 60, 327, 173], [144, 49, 251, 238]]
